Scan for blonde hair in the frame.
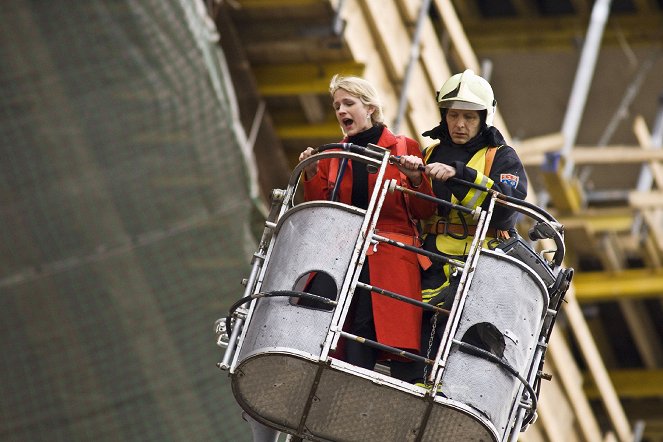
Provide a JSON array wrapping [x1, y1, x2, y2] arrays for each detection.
[[329, 74, 384, 125]]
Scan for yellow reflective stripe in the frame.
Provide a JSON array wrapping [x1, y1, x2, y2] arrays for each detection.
[[460, 174, 492, 207], [466, 147, 488, 174], [422, 264, 452, 303], [459, 148, 495, 208], [422, 286, 446, 302], [423, 142, 439, 163], [461, 188, 481, 207]]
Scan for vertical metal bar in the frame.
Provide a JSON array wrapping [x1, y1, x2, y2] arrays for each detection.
[[223, 255, 263, 371], [393, 0, 433, 133], [597, 55, 657, 148], [556, 0, 612, 178], [429, 196, 496, 387], [332, 0, 347, 36], [321, 150, 392, 357]]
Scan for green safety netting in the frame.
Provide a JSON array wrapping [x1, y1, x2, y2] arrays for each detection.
[[0, 1, 258, 440]]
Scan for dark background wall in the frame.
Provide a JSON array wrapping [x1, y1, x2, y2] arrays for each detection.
[[0, 1, 253, 440]]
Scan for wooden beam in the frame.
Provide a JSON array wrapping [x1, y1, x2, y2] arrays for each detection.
[[461, 15, 663, 51], [541, 166, 584, 213], [596, 232, 663, 369], [523, 146, 663, 166], [629, 190, 663, 209], [558, 209, 634, 233], [298, 94, 326, 123], [515, 132, 565, 157], [432, 0, 511, 141], [643, 210, 663, 256], [433, 0, 479, 71], [548, 329, 604, 442], [357, 0, 412, 81], [573, 268, 663, 302], [254, 61, 364, 96], [565, 286, 633, 442], [519, 147, 663, 166], [584, 369, 663, 399], [276, 121, 340, 139], [573, 147, 663, 164], [448, 0, 481, 21]]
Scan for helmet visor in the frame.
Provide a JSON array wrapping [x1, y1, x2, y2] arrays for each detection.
[[439, 99, 486, 111]]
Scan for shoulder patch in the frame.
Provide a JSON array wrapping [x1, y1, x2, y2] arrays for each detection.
[[500, 173, 519, 188]]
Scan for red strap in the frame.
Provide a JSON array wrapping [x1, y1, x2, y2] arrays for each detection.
[[484, 146, 497, 176], [393, 137, 420, 237]]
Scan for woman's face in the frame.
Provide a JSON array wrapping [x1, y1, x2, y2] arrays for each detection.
[[332, 88, 373, 137], [446, 108, 481, 144]]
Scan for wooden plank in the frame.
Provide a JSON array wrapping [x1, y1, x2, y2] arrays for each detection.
[[359, 0, 412, 80], [405, 63, 445, 145], [515, 132, 565, 157], [254, 61, 365, 96], [299, 94, 326, 123], [523, 145, 663, 166], [461, 15, 662, 51], [418, 18, 452, 95], [541, 167, 584, 213], [565, 286, 633, 441], [584, 369, 663, 399], [276, 121, 340, 139], [632, 114, 663, 275], [629, 190, 663, 209], [572, 147, 663, 164], [548, 328, 604, 442], [519, 421, 546, 442], [432, 1, 513, 140], [557, 209, 634, 233], [643, 210, 663, 256], [340, 0, 400, 122], [574, 268, 663, 301], [537, 363, 579, 442], [394, 0, 419, 23], [433, 0, 479, 71]]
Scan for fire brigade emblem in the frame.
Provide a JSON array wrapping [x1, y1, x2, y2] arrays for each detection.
[[500, 173, 519, 188]]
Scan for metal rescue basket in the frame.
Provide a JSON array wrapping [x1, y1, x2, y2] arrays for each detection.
[[215, 143, 573, 442]]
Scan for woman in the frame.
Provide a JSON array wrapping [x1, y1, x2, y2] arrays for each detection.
[[298, 74, 436, 381]]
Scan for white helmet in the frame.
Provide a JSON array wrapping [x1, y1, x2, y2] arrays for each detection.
[[436, 69, 496, 127]]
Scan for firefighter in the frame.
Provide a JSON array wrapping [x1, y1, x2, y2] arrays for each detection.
[[412, 69, 528, 384]]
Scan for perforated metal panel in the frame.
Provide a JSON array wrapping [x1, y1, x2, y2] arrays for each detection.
[[441, 250, 549, 436], [233, 354, 320, 430], [236, 202, 365, 363], [233, 354, 498, 442]]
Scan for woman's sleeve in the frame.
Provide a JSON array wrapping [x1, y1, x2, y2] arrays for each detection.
[[303, 158, 331, 201]]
